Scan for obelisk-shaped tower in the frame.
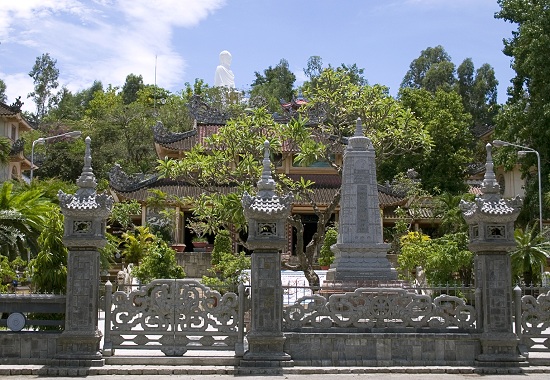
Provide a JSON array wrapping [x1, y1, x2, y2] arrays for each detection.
[[326, 118, 397, 284]]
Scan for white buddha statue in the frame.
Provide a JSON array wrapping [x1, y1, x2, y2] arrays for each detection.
[[214, 50, 235, 88]]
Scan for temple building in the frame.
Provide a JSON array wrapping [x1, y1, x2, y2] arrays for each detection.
[[108, 96, 415, 256]]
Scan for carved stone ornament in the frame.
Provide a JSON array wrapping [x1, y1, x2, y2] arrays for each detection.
[[151, 121, 197, 144], [460, 143, 522, 248], [187, 94, 229, 125], [109, 163, 159, 192], [242, 141, 293, 249]]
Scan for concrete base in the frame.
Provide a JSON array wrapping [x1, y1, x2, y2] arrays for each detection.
[[326, 243, 397, 283]]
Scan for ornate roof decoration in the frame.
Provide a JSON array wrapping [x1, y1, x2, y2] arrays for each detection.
[[272, 98, 326, 126], [9, 138, 24, 156], [109, 163, 159, 192], [58, 136, 113, 213], [152, 121, 197, 144], [242, 141, 293, 218], [187, 94, 229, 125], [460, 143, 522, 219]]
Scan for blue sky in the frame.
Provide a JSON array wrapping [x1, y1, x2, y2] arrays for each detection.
[[0, 0, 516, 112]]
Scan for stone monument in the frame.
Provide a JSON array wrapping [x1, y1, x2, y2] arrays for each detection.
[[214, 50, 235, 88], [57, 136, 113, 363], [240, 141, 293, 371], [460, 143, 525, 365], [325, 118, 397, 285]]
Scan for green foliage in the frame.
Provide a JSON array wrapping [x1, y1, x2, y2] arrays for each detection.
[[202, 252, 250, 293], [132, 240, 185, 283], [0, 78, 6, 103], [122, 74, 144, 105], [0, 182, 52, 259], [434, 192, 475, 236], [212, 230, 232, 266], [250, 58, 296, 112], [319, 227, 337, 266], [0, 256, 17, 292], [397, 88, 473, 194], [110, 200, 141, 229], [398, 231, 473, 285], [121, 226, 156, 265], [28, 53, 60, 124], [98, 233, 119, 271], [30, 210, 67, 293], [401, 45, 455, 92], [495, 1, 550, 225], [510, 224, 550, 286]]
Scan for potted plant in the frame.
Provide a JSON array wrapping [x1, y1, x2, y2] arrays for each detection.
[[188, 220, 213, 251], [319, 227, 338, 270]]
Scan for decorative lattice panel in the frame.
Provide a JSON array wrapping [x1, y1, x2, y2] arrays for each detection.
[[283, 287, 477, 331], [520, 290, 550, 352], [105, 279, 240, 356]]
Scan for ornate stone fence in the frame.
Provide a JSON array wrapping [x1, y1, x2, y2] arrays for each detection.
[[514, 286, 550, 353], [103, 279, 246, 356], [283, 287, 478, 332]]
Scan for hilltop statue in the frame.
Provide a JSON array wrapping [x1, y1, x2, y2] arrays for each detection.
[[214, 50, 235, 88]]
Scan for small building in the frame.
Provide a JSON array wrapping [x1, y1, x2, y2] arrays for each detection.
[[0, 101, 33, 182]]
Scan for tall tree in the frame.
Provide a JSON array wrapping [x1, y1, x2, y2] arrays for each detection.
[[0, 79, 7, 103], [122, 74, 145, 105], [495, 0, 550, 224], [28, 53, 60, 124], [457, 59, 499, 127], [401, 46, 456, 92], [250, 59, 296, 112], [398, 88, 473, 194]]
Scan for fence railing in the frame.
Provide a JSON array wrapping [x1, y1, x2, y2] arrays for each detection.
[[0, 293, 66, 331], [514, 285, 550, 352], [103, 279, 246, 357], [282, 284, 478, 332]]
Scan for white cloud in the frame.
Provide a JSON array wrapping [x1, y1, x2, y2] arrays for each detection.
[[0, 0, 227, 105]]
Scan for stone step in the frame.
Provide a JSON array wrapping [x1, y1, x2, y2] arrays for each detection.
[[104, 356, 239, 367]]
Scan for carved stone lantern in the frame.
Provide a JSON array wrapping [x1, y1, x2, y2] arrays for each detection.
[[57, 136, 113, 363], [460, 143, 524, 364], [240, 141, 293, 369]]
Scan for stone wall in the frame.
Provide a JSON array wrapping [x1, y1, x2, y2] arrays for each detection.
[[0, 332, 61, 363], [284, 332, 482, 366], [176, 251, 212, 278]]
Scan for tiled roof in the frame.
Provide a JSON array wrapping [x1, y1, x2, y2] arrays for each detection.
[[111, 175, 404, 208], [0, 102, 16, 116]]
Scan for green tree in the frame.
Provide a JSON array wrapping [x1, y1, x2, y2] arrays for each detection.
[[495, 0, 550, 224], [434, 192, 474, 236], [132, 240, 185, 283], [250, 59, 296, 112], [401, 45, 456, 93], [28, 53, 60, 124], [398, 88, 473, 194], [0, 79, 7, 103], [398, 231, 473, 285], [0, 182, 52, 259], [30, 210, 67, 293], [122, 74, 145, 105], [120, 226, 156, 265], [510, 224, 550, 286]]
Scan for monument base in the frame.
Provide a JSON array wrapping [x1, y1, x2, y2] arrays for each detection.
[[56, 330, 103, 362], [325, 242, 397, 284], [476, 332, 527, 366]]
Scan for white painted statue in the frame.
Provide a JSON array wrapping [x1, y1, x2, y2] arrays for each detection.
[[214, 50, 235, 88]]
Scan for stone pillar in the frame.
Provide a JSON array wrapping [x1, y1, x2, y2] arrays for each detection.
[[460, 143, 525, 365], [326, 118, 397, 285], [57, 137, 113, 363], [240, 141, 293, 370]]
